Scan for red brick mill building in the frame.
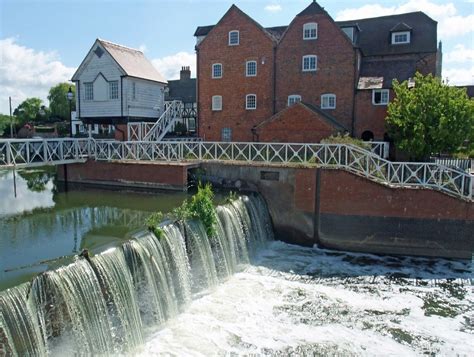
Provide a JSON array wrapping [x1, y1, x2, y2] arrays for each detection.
[[194, 1, 441, 143]]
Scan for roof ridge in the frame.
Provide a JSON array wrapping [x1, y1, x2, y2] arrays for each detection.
[[97, 38, 143, 53], [336, 11, 432, 23]]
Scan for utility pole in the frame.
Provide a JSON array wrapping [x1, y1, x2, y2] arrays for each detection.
[[9, 96, 13, 138]]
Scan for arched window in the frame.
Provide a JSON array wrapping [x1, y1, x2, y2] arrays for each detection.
[[246, 60, 257, 77], [212, 63, 222, 78], [228, 30, 239, 45], [212, 95, 222, 111], [303, 23, 318, 40], [246, 94, 257, 110], [361, 130, 374, 141], [287, 95, 301, 106], [302, 55, 317, 72]]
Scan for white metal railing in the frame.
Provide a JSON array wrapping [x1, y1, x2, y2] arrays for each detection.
[[127, 101, 183, 142], [430, 157, 473, 173], [0, 138, 92, 168], [369, 141, 389, 159], [92, 140, 472, 201], [0, 138, 471, 201]]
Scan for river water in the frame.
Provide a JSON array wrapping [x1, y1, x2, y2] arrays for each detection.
[[0, 168, 473, 356]]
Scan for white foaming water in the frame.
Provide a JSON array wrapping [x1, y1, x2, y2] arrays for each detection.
[[138, 241, 473, 356]]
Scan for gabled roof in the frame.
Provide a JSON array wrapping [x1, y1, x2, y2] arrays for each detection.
[[255, 102, 348, 132], [195, 5, 278, 49], [336, 12, 437, 56], [296, 0, 327, 17], [72, 39, 167, 84]]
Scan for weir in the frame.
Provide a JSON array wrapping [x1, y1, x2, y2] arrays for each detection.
[[0, 195, 273, 356]]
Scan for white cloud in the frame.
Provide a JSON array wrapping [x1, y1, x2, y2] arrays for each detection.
[[335, 0, 474, 38], [0, 37, 75, 114], [264, 4, 282, 13], [151, 51, 196, 80], [443, 66, 474, 86], [444, 44, 474, 64]]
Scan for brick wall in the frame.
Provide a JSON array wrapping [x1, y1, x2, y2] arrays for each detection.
[[256, 103, 341, 142], [197, 6, 275, 142], [354, 90, 390, 140], [276, 14, 356, 130]]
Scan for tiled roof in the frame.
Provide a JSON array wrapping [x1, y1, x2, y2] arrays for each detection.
[[360, 58, 417, 88], [165, 78, 196, 102], [98, 39, 167, 83]]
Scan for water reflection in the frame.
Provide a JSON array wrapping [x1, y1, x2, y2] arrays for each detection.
[[0, 167, 189, 291], [0, 169, 55, 215]]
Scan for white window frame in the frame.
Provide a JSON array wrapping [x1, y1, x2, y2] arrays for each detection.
[[228, 30, 239, 46], [212, 95, 222, 111], [372, 89, 389, 106], [84, 82, 93, 101], [391, 31, 410, 44], [246, 60, 257, 77], [245, 94, 257, 110], [109, 81, 119, 100], [212, 63, 222, 78], [221, 127, 232, 142], [302, 55, 317, 72], [303, 22, 318, 40], [287, 95, 301, 107], [321, 94, 336, 109]]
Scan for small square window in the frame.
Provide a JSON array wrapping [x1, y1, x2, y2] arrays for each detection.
[[84, 82, 93, 101], [391, 31, 410, 44], [246, 94, 257, 110], [246, 61, 257, 77], [212, 63, 222, 78], [229, 30, 239, 45], [212, 95, 222, 111], [288, 95, 301, 106], [321, 94, 336, 109], [221, 127, 232, 141], [372, 89, 389, 105], [302, 55, 317, 72], [303, 23, 318, 40], [109, 81, 119, 100]]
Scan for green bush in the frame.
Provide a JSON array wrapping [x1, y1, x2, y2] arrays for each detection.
[[321, 133, 370, 149], [145, 211, 164, 239]]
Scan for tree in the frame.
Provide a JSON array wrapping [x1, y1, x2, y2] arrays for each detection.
[[13, 98, 47, 126], [48, 83, 76, 120], [386, 73, 474, 160], [0, 114, 14, 136]]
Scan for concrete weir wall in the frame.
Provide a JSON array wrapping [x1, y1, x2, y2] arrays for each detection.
[[201, 163, 474, 259], [58, 160, 473, 259]]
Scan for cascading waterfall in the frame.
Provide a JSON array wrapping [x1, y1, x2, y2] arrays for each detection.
[[0, 194, 273, 356]]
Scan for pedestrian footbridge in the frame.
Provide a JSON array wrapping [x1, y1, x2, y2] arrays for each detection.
[[0, 138, 472, 201]]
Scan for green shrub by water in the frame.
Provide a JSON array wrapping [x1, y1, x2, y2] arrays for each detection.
[[145, 211, 164, 239], [321, 133, 370, 149]]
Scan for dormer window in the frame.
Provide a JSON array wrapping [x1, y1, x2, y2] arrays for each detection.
[[229, 31, 239, 45], [391, 31, 410, 44], [303, 23, 318, 40], [341, 27, 354, 43]]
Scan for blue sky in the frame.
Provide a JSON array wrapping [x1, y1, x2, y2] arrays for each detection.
[[0, 0, 473, 114]]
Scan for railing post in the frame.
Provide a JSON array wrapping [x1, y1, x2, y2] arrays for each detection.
[[6, 142, 11, 165], [43, 140, 48, 163], [26, 141, 31, 164]]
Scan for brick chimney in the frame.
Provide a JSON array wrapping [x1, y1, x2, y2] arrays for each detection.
[[180, 66, 191, 80]]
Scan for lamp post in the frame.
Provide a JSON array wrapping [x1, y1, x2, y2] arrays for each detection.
[[67, 87, 73, 138]]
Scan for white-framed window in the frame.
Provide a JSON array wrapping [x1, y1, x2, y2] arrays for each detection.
[[221, 127, 232, 141], [212, 95, 222, 111], [303, 23, 318, 40], [302, 55, 317, 72], [84, 82, 93, 101], [245, 94, 257, 110], [321, 94, 336, 109], [132, 82, 136, 100], [372, 89, 389, 105], [212, 63, 222, 78], [287, 95, 301, 107], [391, 31, 410, 44], [342, 27, 354, 42], [246, 60, 257, 77], [109, 81, 119, 100], [229, 30, 239, 45]]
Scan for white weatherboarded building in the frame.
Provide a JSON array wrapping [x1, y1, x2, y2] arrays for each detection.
[[71, 39, 167, 135]]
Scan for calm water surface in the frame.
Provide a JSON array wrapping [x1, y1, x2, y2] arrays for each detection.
[[0, 167, 189, 291]]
